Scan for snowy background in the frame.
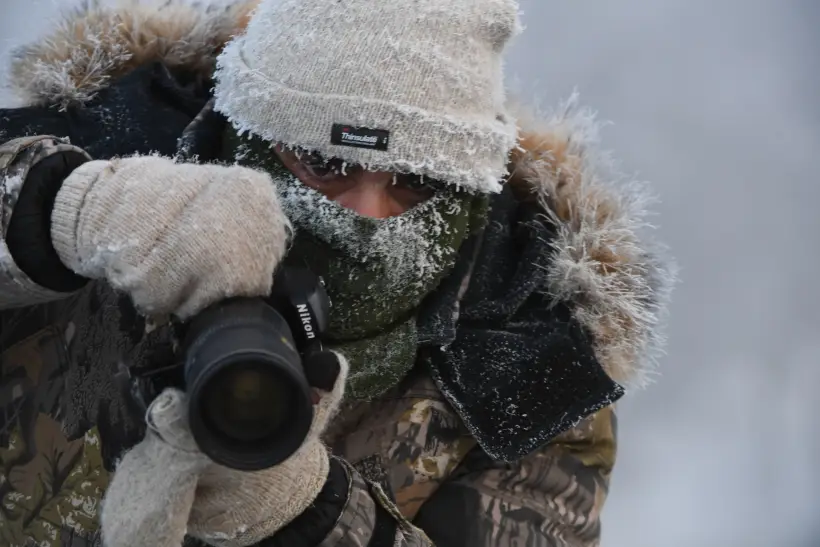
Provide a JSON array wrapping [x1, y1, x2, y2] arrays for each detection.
[[1, 1, 819, 546]]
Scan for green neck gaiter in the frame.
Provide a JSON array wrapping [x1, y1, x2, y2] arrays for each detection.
[[223, 129, 487, 399]]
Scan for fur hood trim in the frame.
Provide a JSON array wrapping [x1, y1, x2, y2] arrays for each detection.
[[4, 0, 675, 388], [5, 0, 260, 109], [509, 97, 676, 387]]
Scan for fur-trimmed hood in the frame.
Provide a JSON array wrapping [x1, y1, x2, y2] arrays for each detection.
[[3, 0, 675, 389]]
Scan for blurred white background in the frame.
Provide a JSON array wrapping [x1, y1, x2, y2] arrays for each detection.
[[2, 1, 819, 546]]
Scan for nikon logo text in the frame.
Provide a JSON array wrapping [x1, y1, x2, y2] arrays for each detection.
[[296, 304, 316, 339]]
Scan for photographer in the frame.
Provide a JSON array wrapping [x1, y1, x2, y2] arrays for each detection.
[[0, 1, 673, 546]]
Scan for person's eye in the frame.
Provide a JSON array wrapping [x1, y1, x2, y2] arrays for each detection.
[[394, 174, 436, 194], [293, 152, 342, 179]]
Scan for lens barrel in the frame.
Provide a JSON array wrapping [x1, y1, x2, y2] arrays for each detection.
[[183, 298, 314, 470]]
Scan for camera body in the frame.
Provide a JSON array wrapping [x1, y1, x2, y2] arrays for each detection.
[[117, 267, 332, 470]]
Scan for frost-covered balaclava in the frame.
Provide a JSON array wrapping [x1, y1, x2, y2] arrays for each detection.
[[212, 0, 521, 398], [222, 129, 488, 399]]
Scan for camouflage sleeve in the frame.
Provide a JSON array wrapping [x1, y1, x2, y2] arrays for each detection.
[[260, 373, 614, 547], [255, 456, 434, 547], [316, 459, 435, 547], [0, 136, 90, 309], [308, 407, 616, 547], [412, 406, 618, 547]]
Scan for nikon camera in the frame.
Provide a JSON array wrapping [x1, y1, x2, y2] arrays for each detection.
[[118, 267, 336, 471]]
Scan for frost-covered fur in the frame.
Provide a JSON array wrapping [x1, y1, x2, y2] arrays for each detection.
[[508, 98, 676, 387], [6, 0, 260, 109], [4, 0, 675, 387]]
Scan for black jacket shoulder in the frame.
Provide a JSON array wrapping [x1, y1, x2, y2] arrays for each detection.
[[0, 62, 213, 160]]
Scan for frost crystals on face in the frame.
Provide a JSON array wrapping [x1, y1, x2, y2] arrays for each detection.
[[273, 171, 461, 292]]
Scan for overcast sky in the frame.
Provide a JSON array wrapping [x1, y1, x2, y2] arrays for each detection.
[[2, 1, 819, 546]]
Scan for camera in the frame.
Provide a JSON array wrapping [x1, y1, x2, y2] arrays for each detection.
[[117, 267, 333, 471]]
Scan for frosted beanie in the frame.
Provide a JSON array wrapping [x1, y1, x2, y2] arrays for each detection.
[[213, 0, 522, 194]]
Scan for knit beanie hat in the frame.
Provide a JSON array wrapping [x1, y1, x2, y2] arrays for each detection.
[[213, 0, 522, 194]]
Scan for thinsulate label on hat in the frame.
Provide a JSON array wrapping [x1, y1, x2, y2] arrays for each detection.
[[331, 124, 390, 151]]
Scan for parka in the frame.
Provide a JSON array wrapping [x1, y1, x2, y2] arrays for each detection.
[[0, 2, 673, 546]]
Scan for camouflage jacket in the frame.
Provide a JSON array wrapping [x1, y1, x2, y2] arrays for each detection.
[[0, 2, 673, 546]]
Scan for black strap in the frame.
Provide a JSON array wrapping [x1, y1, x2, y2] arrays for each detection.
[[367, 491, 398, 547]]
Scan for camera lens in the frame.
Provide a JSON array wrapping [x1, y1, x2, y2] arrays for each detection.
[[199, 362, 293, 443], [183, 298, 314, 470]]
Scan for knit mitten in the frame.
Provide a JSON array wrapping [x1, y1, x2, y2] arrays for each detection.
[[51, 155, 290, 319], [101, 353, 348, 547]]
